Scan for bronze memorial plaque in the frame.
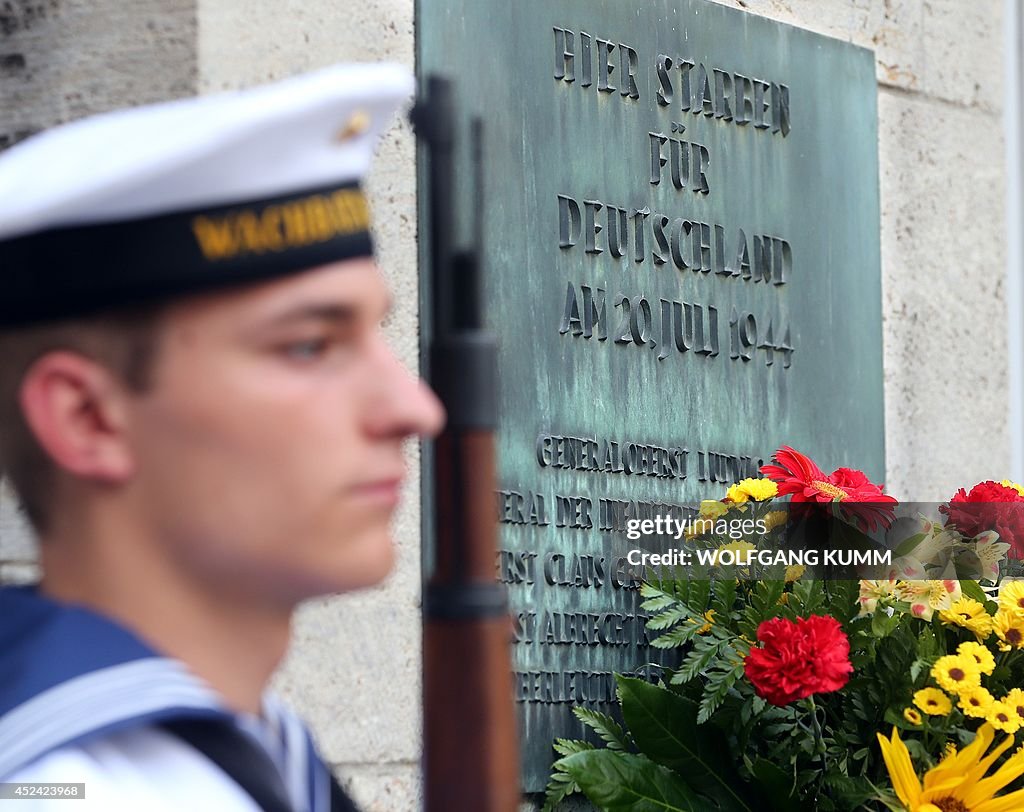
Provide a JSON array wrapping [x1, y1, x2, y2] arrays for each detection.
[[417, 0, 883, 791]]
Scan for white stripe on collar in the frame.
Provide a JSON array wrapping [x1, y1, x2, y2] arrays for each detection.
[[0, 657, 224, 778]]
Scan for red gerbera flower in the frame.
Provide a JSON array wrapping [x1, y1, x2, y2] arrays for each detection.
[[760, 446, 896, 530]]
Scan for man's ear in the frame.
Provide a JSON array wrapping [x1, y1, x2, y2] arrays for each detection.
[[18, 350, 136, 483]]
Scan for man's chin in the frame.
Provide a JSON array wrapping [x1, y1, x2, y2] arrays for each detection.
[[308, 533, 397, 597]]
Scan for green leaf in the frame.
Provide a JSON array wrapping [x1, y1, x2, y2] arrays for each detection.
[[553, 738, 595, 758], [687, 579, 712, 613], [574, 707, 631, 751], [640, 582, 679, 613], [647, 605, 693, 631], [696, 662, 744, 724], [542, 762, 581, 812], [961, 579, 998, 613], [559, 750, 704, 812], [748, 759, 801, 812], [651, 623, 705, 650], [894, 532, 927, 557], [871, 610, 900, 638], [617, 676, 754, 811], [710, 579, 738, 618], [740, 581, 785, 635], [675, 639, 723, 683]]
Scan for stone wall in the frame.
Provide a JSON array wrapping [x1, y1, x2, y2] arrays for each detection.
[[0, 1, 1009, 809]]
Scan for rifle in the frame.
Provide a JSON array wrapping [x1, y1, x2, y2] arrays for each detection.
[[412, 76, 520, 811]]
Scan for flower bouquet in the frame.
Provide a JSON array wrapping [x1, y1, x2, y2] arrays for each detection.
[[543, 447, 1024, 811]]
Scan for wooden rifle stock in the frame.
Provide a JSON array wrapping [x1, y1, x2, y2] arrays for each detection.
[[414, 76, 520, 812]]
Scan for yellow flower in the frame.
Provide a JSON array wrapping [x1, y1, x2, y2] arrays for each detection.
[[931, 655, 981, 695], [725, 483, 750, 504], [943, 742, 957, 759], [726, 477, 778, 503], [784, 564, 805, 583], [762, 510, 788, 532], [1001, 479, 1024, 497], [698, 500, 729, 520], [877, 723, 1024, 812], [998, 580, 1024, 617], [913, 688, 952, 717], [957, 641, 996, 675], [958, 686, 995, 719], [686, 506, 724, 539], [711, 540, 756, 567], [989, 701, 1022, 735], [938, 597, 993, 640], [691, 609, 715, 635], [1004, 688, 1024, 723], [993, 610, 1024, 650], [903, 707, 923, 726]]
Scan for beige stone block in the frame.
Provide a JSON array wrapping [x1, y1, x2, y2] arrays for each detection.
[[710, 0, 1001, 111], [0, 0, 196, 146], [919, 0, 1003, 113], [336, 762, 420, 812], [0, 481, 37, 564], [197, 0, 414, 93], [272, 593, 422, 765], [877, 89, 1008, 500]]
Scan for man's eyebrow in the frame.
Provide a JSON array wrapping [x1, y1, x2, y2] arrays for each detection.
[[265, 295, 393, 327], [264, 303, 359, 326]]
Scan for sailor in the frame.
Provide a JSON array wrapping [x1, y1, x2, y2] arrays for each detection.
[[0, 63, 444, 810]]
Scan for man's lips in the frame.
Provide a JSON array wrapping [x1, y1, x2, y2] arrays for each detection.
[[351, 477, 405, 506]]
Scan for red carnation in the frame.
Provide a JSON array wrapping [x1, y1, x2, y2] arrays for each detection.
[[744, 614, 852, 706], [941, 480, 1024, 559]]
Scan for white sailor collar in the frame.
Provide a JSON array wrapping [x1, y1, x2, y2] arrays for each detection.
[[0, 585, 232, 778]]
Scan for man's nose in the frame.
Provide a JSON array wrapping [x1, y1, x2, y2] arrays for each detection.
[[364, 339, 446, 440]]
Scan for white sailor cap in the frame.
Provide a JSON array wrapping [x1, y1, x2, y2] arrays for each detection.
[[0, 62, 413, 327]]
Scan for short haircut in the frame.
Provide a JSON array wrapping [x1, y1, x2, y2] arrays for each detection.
[[0, 305, 166, 532]]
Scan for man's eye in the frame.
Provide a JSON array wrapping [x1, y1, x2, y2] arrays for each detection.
[[282, 338, 330, 360]]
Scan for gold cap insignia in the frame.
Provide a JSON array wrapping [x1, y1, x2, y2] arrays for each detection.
[[335, 109, 371, 143]]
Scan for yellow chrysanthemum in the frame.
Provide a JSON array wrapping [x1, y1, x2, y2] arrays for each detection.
[[1004, 688, 1024, 723], [958, 686, 995, 719], [726, 477, 778, 503], [878, 724, 1024, 812], [931, 655, 981, 695], [784, 564, 805, 583], [913, 688, 952, 717], [762, 510, 788, 532], [712, 541, 756, 566], [957, 641, 996, 675], [988, 701, 1022, 735], [698, 500, 729, 520], [993, 610, 1024, 650], [1001, 479, 1024, 497], [998, 580, 1024, 617], [938, 597, 993, 640], [724, 483, 749, 504], [903, 707, 923, 726]]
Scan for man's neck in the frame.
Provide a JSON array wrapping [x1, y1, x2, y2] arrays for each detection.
[[38, 508, 293, 716]]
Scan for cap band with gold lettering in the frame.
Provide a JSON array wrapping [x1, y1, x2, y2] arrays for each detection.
[[0, 63, 411, 327]]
